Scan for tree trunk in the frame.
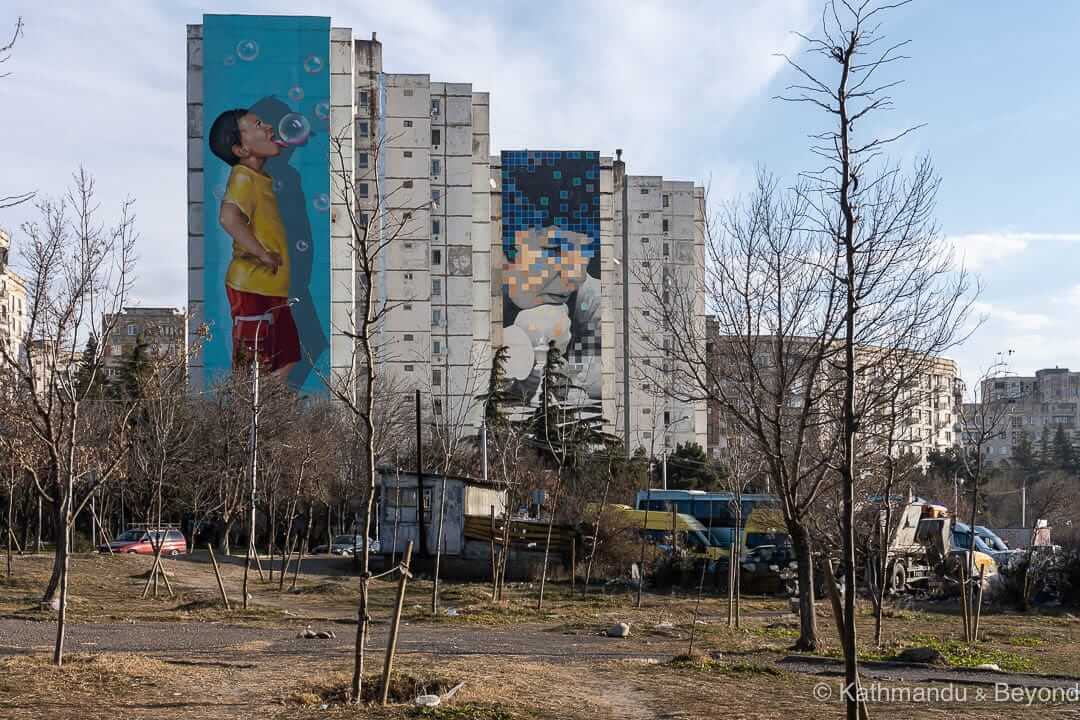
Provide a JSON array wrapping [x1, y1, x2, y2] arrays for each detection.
[[42, 501, 65, 602], [789, 523, 818, 651], [53, 516, 70, 665], [536, 468, 563, 610]]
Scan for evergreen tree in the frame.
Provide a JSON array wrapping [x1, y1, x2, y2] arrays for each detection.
[[74, 334, 102, 398], [656, 441, 725, 491], [1051, 424, 1078, 475], [1010, 433, 1039, 483]]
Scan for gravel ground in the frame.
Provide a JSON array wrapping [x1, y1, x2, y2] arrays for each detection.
[[0, 617, 674, 663]]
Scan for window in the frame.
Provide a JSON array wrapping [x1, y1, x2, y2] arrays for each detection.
[[431, 99, 440, 115], [1010, 416, 1023, 428], [641, 260, 650, 268], [432, 278, 442, 296], [662, 219, 669, 233], [403, 180, 414, 189], [662, 194, 670, 208], [641, 237, 649, 244], [404, 150, 413, 158], [357, 120, 369, 137], [431, 129, 441, 146], [433, 339, 442, 355], [432, 368, 442, 386], [640, 188, 650, 194], [358, 212, 369, 229], [431, 189, 440, 206], [432, 219, 441, 235], [663, 242, 669, 257], [403, 212, 413, 221], [358, 183, 369, 199], [642, 408, 651, 415], [403, 88, 414, 96], [403, 119, 413, 128], [358, 89, 369, 107], [640, 212, 650, 219], [404, 272, 413, 280], [434, 398, 443, 415], [357, 152, 369, 169], [432, 249, 442, 265], [664, 411, 670, 425], [404, 364, 414, 372], [431, 159, 441, 176], [405, 241, 414, 250], [403, 303, 412, 310], [404, 334, 414, 341], [127, 324, 137, 336], [111, 344, 121, 356], [432, 309, 442, 326]]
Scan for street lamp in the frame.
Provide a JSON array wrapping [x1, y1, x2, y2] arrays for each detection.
[[241, 297, 300, 609]]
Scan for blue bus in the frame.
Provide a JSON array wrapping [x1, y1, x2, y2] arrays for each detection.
[[634, 489, 787, 551]]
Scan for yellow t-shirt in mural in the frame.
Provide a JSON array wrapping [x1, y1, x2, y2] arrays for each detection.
[[222, 165, 290, 297]]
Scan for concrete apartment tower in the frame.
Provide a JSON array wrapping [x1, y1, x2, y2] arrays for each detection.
[[353, 34, 493, 432], [613, 165, 708, 453]]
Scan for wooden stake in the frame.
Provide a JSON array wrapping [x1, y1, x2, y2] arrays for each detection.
[[208, 544, 230, 610], [973, 564, 986, 641], [250, 540, 266, 582], [570, 536, 576, 594], [727, 540, 736, 627], [380, 541, 414, 706], [489, 505, 497, 601], [279, 536, 297, 592], [958, 560, 971, 642]]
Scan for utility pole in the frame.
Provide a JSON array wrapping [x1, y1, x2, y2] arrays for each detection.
[[415, 389, 428, 557], [242, 324, 260, 610], [241, 298, 298, 609], [661, 449, 667, 491], [616, 148, 630, 463]]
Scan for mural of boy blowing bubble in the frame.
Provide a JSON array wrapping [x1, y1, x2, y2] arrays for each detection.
[[501, 151, 602, 405], [208, 108, 300, 379]]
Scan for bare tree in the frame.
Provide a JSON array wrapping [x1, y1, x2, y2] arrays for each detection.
[[0, 169, 138, 665], [640, 172, 845, 651], [774, 2, 976, 714], [424, 346, 484, 615], [321, 118, 432, 701], [1, 17, 33, 210]]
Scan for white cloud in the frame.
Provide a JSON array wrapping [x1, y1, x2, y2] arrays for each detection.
[[971, 301, 1052, 332], [946, 231, 1080, 270], [1067, 284, 1080, 308]]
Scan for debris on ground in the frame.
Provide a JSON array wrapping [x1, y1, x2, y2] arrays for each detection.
[[895, 646, 946, 665], [605, 622, 631, 638], [415, 694, 441, 707], [297, 626, 336, 639]]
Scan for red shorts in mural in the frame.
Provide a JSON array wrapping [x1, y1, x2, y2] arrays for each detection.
[[226, 287, 300, 372]]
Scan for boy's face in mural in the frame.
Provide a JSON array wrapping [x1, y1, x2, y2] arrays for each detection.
[[233, 112, 282, 163], [505, 226, 592, 310]]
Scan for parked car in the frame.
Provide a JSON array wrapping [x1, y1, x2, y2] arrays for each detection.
[[740, 544, 797, 594], [98, 528, 188, 556], [312, 535, 380, 556], [973, 525, 1025, 567]]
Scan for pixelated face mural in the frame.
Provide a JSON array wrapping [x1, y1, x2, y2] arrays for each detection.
[[501, 150, 602, 406]]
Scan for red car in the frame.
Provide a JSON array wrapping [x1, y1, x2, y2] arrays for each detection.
[[99, 529, 188, 556]]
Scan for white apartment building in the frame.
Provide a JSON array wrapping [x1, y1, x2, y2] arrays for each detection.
[[354, 34, 492, 431], [614, 168, 707, 453]]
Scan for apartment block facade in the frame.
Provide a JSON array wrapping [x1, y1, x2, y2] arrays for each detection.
[[101, 307, 188, 382], [971, 367, 1080, 462]]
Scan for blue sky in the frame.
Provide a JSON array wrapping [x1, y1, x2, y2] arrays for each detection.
[[3, 1, 1078, 384]]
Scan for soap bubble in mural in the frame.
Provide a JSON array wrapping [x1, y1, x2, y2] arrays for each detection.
[[235, 40, 259, 62], [295, 240, 310, 252], [303, 55, 324, 74], [288, 86, 305, 102], [223, 54, 236, 66], [277, 113, 311, 146], [313, 100, 331, 121], [272, 179, 284, 193], [312, 193, 330, 212], [212, 184, 226, 201]]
